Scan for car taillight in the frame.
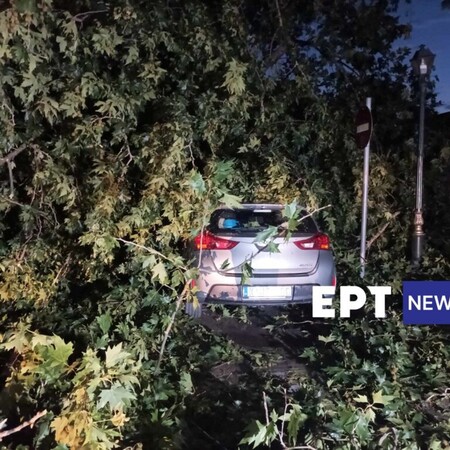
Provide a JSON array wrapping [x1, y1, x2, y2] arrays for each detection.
[[294, 233, 330, 250], [194, 232, 238, 250]]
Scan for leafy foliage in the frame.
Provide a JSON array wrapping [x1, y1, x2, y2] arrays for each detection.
[[0, 0, 449, 449]]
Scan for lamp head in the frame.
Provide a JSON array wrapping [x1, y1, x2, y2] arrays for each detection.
[[411, 45, 435, 76]]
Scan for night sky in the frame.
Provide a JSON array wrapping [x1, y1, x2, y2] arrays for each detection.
[[398, 0, 450, 112]]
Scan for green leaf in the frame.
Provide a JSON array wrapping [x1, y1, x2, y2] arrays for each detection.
[[239, 420, 267, 448], [105, 343, 130, 368], [219, 192, 241, 208], [365, 407, 376, 423], [372, 390, 395, 406], [241, 261, 253, 286], [16, 0, 37, 12], [354, 414, 371, 440], [213, 160, 235, 183], [266, 241, 280, 253], [335, 409, 371, 441], [31, 334, 53, 349], [97, 313, 112, 335], [152, 262, 168, 284], [430, 439, 444, 450], [142, 255, 156, 269], [287, 218, 298, 232], [254, 226, 278, 243], [56, 36, 68, 53], [221, 59, 247, 95], [97, 383, 136, 411], [318, 334, 336, 344], [269, 409, 278, 422], [353, 394, 369, 403], [286, 404, 307, 446], [179, 371, 193, 394], [50, 337, 73, 365], [189, 172, 206, 194], [283, 200, 298, 219], [39, 336, 73, 369]]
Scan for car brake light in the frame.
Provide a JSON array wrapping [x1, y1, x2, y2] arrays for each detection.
[[294, 233, 330, 250], [194, 232, 238, 250]]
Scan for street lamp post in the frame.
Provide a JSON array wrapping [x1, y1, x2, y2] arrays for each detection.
[[410, 45, 435, 267]]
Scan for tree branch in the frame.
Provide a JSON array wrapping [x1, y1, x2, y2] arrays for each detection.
[[261, 391, 317, 450], [298, 204, 331, 222], [284, 445, 317, 450], [73, 9, 108, 23], [366, 212, 400, 252], [0, 410, 47, 441], [425, 388, 450, 402], [274, 0, 283, 28], [263, 391, 270, 425], [115, 237, 188, 271], [7, 161, 14, 198], [0, 146, 27, 166], [1, 146, 28, 198], [155, 281, 190, 373]]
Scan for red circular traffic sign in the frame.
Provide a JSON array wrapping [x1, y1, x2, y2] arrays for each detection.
[[355, 106, 373, 149]]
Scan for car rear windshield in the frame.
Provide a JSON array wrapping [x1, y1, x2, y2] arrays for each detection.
[[208, 208, 318, 236]]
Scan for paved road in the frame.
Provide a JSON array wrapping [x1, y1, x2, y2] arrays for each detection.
[[198, 306, 312, 385]]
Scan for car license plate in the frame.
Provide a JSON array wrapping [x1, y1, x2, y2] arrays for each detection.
[[242, 286, 293, 299]]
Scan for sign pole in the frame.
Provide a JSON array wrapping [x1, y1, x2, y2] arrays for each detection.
[[359, 97, 372, 279]]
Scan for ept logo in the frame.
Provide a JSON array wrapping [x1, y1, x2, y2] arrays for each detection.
[[403, 281, 450, 324], [312, 286, 391, 318]]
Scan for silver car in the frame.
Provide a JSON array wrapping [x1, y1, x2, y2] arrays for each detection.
[[186, 204, 336, 317]]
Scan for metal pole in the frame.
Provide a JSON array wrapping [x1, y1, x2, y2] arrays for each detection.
[[360, 97, 372, 279], [411, 76, 426, 267]]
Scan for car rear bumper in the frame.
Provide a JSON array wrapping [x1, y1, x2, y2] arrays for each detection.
[[194, 251, 336, 307], [200, 283, 330, 305]]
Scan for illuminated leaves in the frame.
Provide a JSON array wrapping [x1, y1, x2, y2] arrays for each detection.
[[110, 409, 129, 428], [0, 1, 448, 450], [151, 261, 168, 284], [15, 0, 38, 13], [97, 312, 112, 335], [98, 383, 136, 411], [189, 171, 206, 194], [37, 336, 73, 370], [318, 334, 336, 344], [219, 192, 242, 208], [240, 420, 277, 448], [240, 403, 307, 448], [254, 226, 278, 244], [51, 412, 91, 449], [1, 330, 74, 384], [354, 394, 369, 403], [283, 200, 298, 220], [333, 409, 371, 441], [372, 390, 395, 406], [222, 59, 247, 96], [179, 371, 194, 394], [105, 343, 130, 369]]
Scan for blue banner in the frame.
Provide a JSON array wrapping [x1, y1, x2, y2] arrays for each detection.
[[403, 281, 450, 324]]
